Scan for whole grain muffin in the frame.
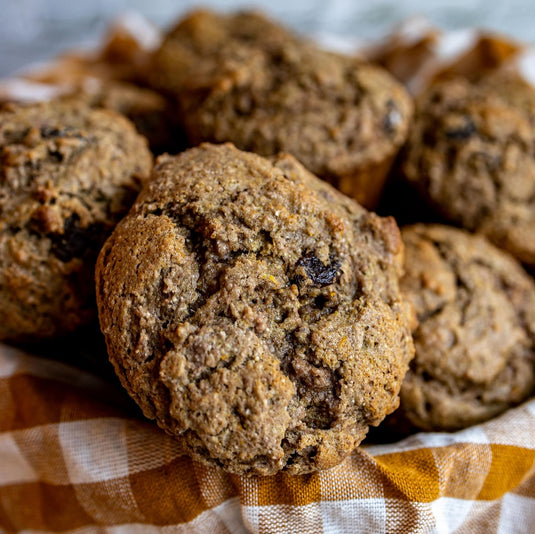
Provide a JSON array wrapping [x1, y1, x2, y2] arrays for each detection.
[[402, 73, 535, 267], [96, 143, 415, 475], [398, 224, 535, 431], [149, 9, 413, 209], [0, 100, 152, 342], [62, 80, 183, 155]]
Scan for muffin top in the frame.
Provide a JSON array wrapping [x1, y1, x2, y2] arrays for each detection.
[[0, 100, 152, 341], [399, 224, 535, 431], [402, 73, 535, 266], [149, 9, 297, 93], [61, 79, 182, 154], [96, 143, 414, 475], [150, 10, 413, 196]]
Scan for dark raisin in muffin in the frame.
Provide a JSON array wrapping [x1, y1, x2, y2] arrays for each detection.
[[96, 143, 415, 475], [0, 100, 152, 341], [149, 9, 413, 209]]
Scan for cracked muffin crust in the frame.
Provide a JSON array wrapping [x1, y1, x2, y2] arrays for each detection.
[[95, 143, 415, 475], [402, 74, 535, 268], [398, 224, 535, 431], [0, 100, 152, 342], [149, 9, 413, 209]]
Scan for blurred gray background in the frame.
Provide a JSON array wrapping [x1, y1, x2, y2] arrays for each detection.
[[2, 0, 535, 77]]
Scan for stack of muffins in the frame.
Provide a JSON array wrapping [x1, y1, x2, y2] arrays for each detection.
[[1, 9, 534, 476]]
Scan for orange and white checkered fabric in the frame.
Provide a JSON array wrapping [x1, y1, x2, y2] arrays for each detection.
[[1, 344, 534, 533]]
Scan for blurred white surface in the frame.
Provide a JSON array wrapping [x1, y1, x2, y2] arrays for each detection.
[[2, 0, 535, 76]]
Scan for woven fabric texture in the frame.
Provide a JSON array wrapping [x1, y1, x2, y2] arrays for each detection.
[[1, 344, 534, 534]]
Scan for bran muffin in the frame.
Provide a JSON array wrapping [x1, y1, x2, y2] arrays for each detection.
[[61, 79, 184, 154], [0, 79, 183, 156], [398, 224, 535, 431], [95, 143, 415, 475], [0, 100, 152, 342], [402, 73, 535, 268], [149, 9, 413, 209]]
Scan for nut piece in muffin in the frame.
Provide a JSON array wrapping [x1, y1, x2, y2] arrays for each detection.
[[149, 9, 413, 209], [0, 100, 152, 342], [397, 224, 535, 431], [96, 143, 415, 475], [402, 73, 535, 268]]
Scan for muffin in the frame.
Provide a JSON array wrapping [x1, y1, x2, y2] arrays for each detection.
[[398, 224, 535, 431], [61, 79, 184, 154], [96, 143, 415, 475], [149, 9, 413, 209], [402, 73, 535, 268], [0, 100, 152, 342], [365, 19, 521, 96]]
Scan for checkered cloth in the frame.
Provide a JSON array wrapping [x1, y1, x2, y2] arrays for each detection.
[[1, 343, 534, 533]]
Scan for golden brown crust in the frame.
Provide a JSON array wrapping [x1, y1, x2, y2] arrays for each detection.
[[149, 9, 413, 209], [398, 224, 535, 431], [60, 80, 183, 154], [0, 100, 152, 341], [402, 74, 535, 267], [96, 143, 414, 475]]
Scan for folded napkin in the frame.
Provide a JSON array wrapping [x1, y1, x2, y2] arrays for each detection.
[[1, 344, 534, 533]]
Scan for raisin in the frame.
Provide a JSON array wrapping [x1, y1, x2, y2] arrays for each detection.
[[49, 214, 106, 262], [444, 117, 477, 140], [40, 126, 66, 139], [48, 149, 64, 162], [296, 252, 341, 287], [40, 126, 86, 141]]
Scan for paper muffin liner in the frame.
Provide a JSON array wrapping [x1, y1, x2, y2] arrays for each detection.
[[329, 151, 397, 210]]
